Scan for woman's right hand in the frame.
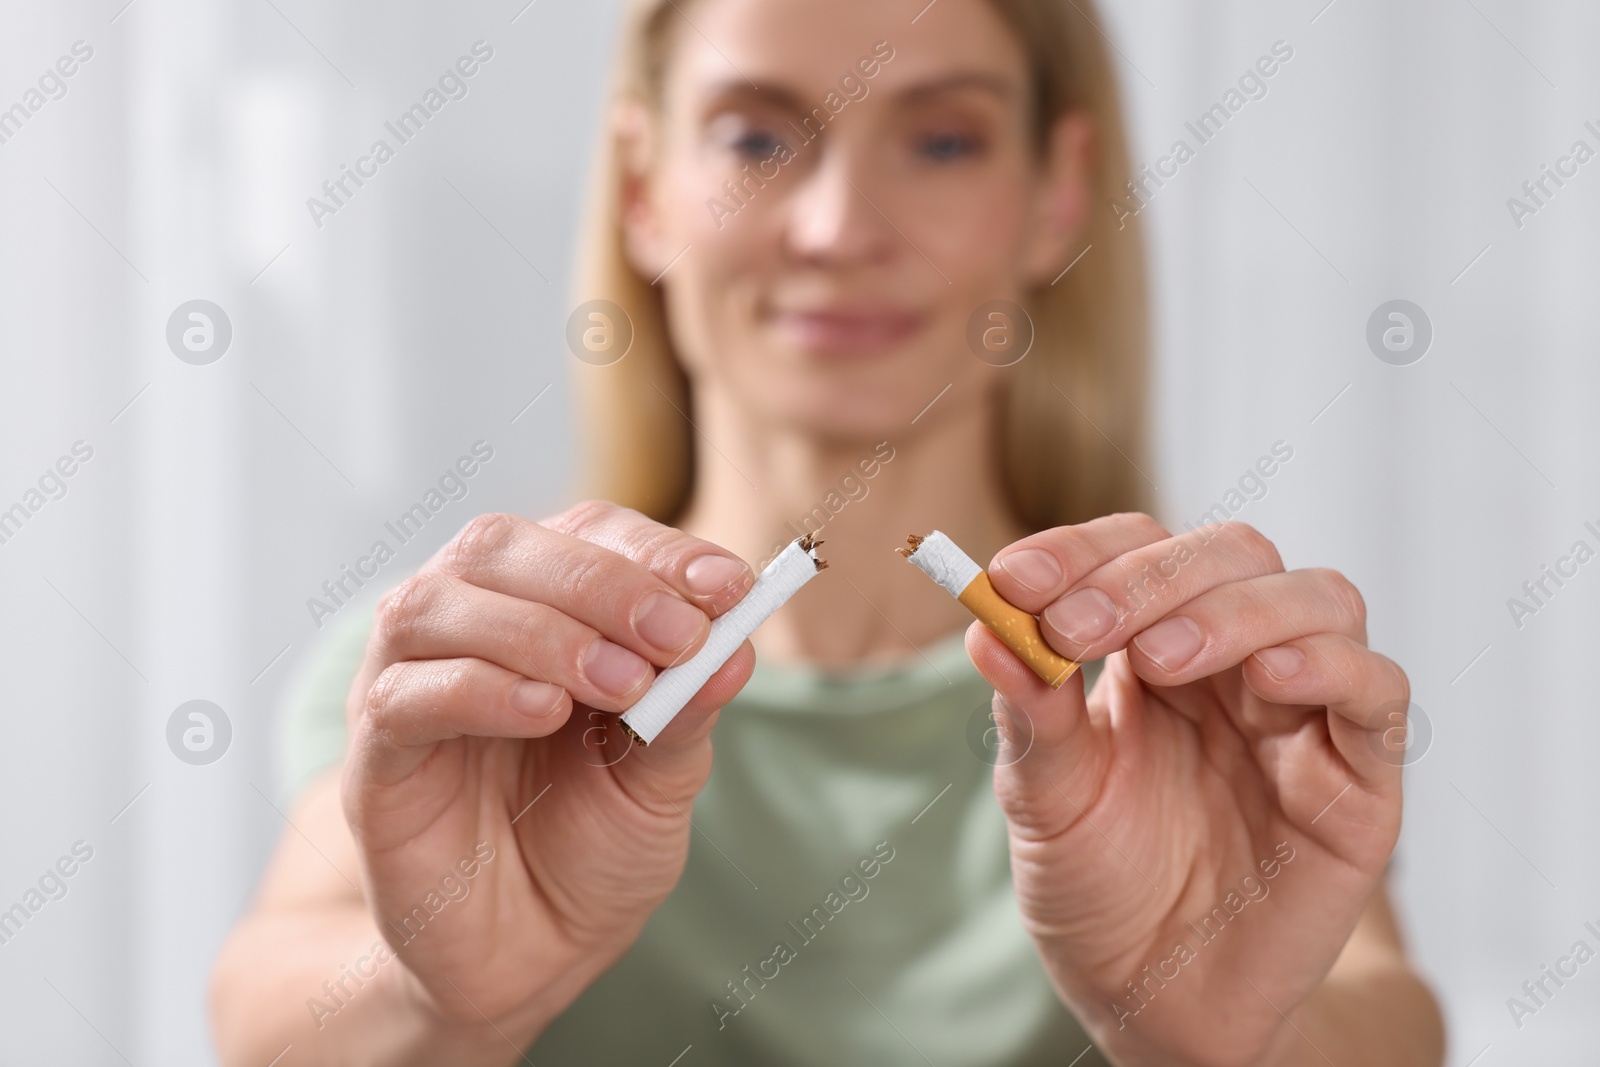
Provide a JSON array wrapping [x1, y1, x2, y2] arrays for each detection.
[[341, 501, 756, 1032]]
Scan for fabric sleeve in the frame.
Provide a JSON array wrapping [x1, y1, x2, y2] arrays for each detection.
[[272, 593, 380, 805]]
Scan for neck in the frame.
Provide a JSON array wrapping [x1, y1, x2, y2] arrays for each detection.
[[675, 379, 1030, 669]]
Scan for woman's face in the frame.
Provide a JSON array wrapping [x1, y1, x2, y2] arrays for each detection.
[[622, 0, 1092, 440]]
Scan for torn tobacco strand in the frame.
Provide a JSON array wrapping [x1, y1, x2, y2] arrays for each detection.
[[619, 535, 827, 746], [897, 530, 1079, 689]]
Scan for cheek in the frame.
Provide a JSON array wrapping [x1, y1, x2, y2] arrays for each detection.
[[658, 155, 781, 289], [899, 181, 1038, 358], [919, 181, 1033, 289], [668, 161, 731, 242], [661, 146, 773, 241], [656, 154, 799, 363]]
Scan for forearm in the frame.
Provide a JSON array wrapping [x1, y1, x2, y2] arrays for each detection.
[[1260, 965, 1444, 1067], [210, 905, 551, 1067]]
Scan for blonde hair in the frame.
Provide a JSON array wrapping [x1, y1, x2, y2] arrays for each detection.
[[570, 0, 1150, 531]]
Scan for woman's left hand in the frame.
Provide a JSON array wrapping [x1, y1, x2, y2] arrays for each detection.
[[971, 513, 1409, 1067]]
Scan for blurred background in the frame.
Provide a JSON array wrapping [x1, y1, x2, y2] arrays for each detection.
[[1, 0, 1596, 1062]]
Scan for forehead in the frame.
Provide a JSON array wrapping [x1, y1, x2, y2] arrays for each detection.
[[660, 0, 1028, 102]]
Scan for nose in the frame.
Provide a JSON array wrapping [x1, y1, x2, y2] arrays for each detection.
[[783, 141, 896, 268]]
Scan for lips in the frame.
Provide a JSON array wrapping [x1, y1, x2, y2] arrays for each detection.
[[768, 304, 924, 355]]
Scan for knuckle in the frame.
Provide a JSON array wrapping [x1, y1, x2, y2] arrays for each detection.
[[374, 573, 439, 645], [444, 512, 517, 575], [546, 499, 626, 538], [1337, 571, 1368, 623], [508, 607, 563, 676], [1383, 654, 1411, 706], [557, 548, 608, 604], [1218, 519, 1261, 547], [1220, 521, 1282, 569], [433, 659, 477, 708], [1307, 567, 1366, 623], [1325, 636, 1379, 700], [628, 520, 687, 564], [1333, 642, 1367, 700], [549, 499, 682, 572], [362, 662, 409, 732], [1127, 511, 1170, 540], [1104, 511, 1169, 543], [1105, 553, 1145, 598]]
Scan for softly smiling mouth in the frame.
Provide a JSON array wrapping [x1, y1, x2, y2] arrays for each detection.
[[768, 304, 925, 356]]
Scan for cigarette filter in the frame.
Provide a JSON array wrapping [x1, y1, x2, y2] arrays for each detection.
[[619, 535, 827, 745], [896, 530, 1079, 688]]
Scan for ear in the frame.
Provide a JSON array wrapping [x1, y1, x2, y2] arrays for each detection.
[[615, 98, 671, 280], [1020, 109, 1096, 286]]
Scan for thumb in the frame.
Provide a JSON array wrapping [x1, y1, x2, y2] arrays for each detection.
[[964, 620, 1107, 839]]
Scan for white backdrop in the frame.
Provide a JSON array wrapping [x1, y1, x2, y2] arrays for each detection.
[[0, 0, 1595, 1063]]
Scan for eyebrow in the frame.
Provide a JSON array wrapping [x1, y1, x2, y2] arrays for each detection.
[[701, 71, 1017, 112]]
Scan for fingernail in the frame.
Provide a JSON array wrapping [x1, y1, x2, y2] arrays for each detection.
[[684, 554, 749, 596], [1043, 588, 1118, 644], [584, 639, 651, 696], [1133, 616, 1204, 671], [635, 591, 706, 652], [510, 679, 559, 716], [1254, 646, 1306, 680], [996, 549, 1062, 593]]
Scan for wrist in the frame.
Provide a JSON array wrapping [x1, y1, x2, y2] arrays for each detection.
[[374, 955, 555, 1063], [380, 925, 643, 1061], [1250, 1017, 1312, 1067], [1026, 947, 1302, 1067]]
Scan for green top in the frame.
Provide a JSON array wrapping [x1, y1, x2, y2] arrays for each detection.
[[279, 596, 1108, 1066]]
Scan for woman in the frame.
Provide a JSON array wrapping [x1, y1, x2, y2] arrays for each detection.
[[211, 0, 1446, 1062]]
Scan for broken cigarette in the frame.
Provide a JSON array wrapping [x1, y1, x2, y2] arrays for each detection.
[[897, 530, 1079, 688], [619, 535, 827, 746]]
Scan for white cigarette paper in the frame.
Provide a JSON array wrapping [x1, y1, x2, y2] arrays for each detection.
[[898, 530, 982, 598], [620, 536, 826, 745]]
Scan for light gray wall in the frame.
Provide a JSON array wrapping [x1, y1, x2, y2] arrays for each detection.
[[0, 0, 1594, 1062], [1109, 2, 1600, 1060]]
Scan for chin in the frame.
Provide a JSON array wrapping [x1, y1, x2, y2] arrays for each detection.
[[735, 365, 945, 443]]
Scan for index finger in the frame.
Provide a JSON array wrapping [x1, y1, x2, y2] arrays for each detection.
[[422, 503, 754, 667], [987, 512, 1173, 611], [543, 500, 756, 613]]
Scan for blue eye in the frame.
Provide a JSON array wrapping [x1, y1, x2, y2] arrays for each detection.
[[733, 129, 787, 158], [919, 132, 977, 161]]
